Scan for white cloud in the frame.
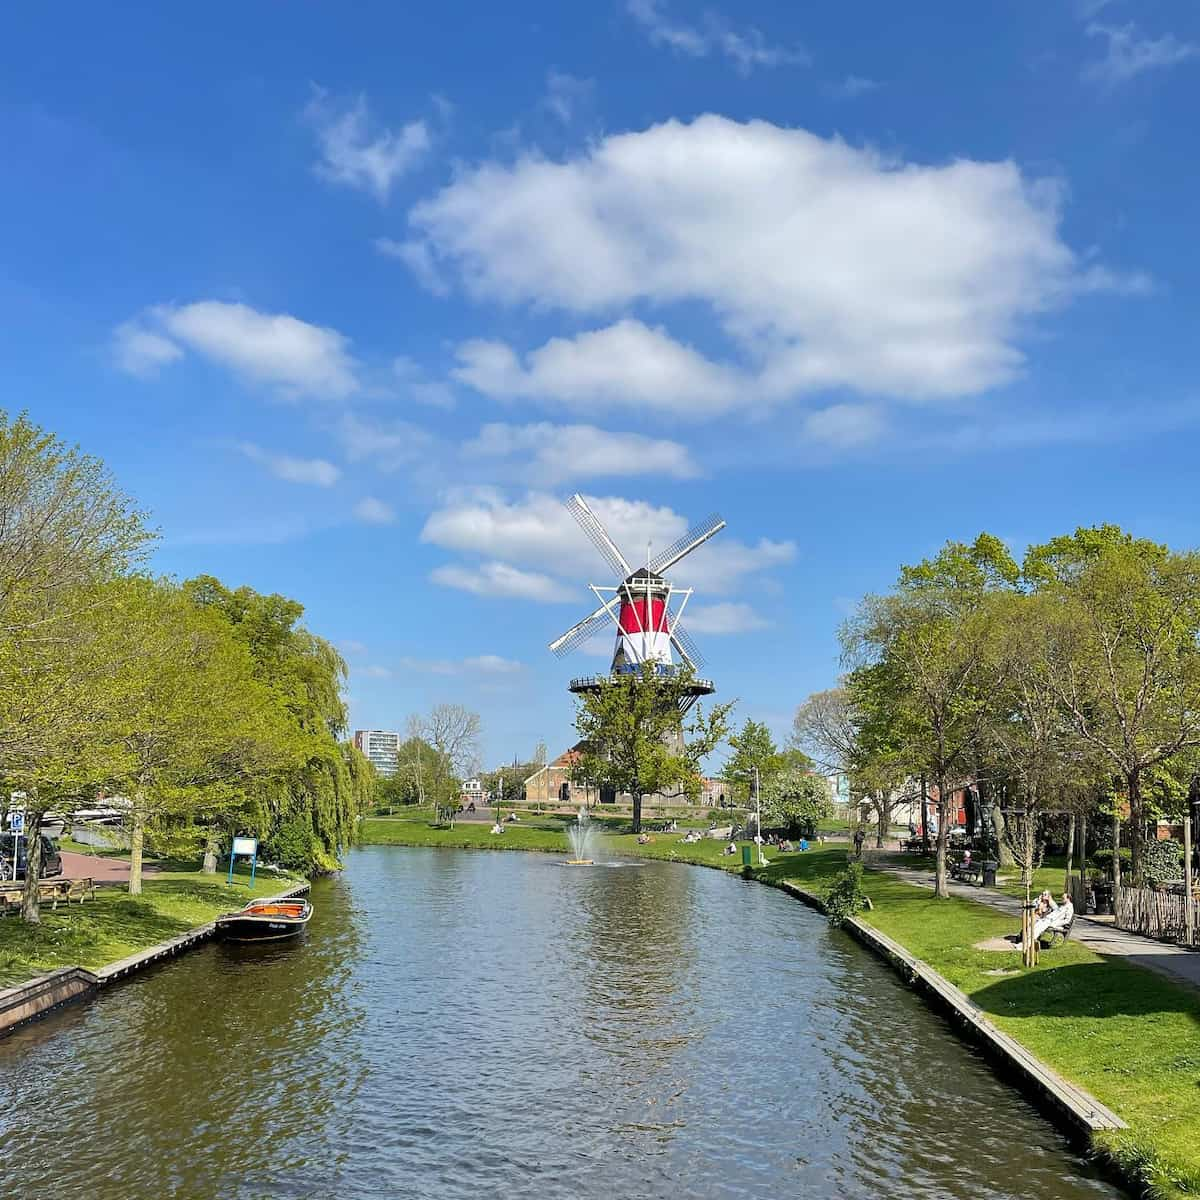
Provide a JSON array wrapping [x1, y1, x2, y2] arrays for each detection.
[[1084, 23, 1198, 84], [118, 300, 358, 398], [306, 90, 430, 201], [392, 356, 456, 408], [543, 70, 594, 124], [421, 489, 794, 596], [683, 601, 770, 634], [354, 497, 396, 524], [827, 74, 881, 99], [336, 412, 435, 470], [411, 116, 1132, 409], [626, 1, 809, 72], [454, 320, 744, 416], [802, 403, 887, 448], [399, 653, 524, 675], [113, 322, 183, 378], [430, 559, 575, 603], [464, 421, 699, 482], [376, 237, 450, 296], [464, 654, 523, 674], [236, 442, 341, 486]]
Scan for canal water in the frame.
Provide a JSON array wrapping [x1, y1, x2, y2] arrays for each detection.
[[0, 848, 1123, 1200]]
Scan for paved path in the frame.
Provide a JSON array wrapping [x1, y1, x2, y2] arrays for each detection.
[[58, 850, 157, 885], [870, 858, 1200, 993]]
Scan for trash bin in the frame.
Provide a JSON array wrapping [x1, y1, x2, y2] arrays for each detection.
[[741, 845, 753, 867]]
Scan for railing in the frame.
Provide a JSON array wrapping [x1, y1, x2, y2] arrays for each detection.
[[1114, 884, 1200, 946]]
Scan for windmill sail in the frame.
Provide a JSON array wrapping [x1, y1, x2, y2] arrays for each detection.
[[650, 514, 726, 575], [548, 600, 614, 658], [565, 494, 631, 579], [666, 606, 706, 670]]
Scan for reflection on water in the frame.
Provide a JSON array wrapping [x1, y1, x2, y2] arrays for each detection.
[[0, 848, 1124, 1200]]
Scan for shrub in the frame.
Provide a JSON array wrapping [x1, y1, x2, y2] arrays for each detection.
[[1144, 838, 1184, 887], [1091, 847, 1131, 876], [825, 862, 868, 927]]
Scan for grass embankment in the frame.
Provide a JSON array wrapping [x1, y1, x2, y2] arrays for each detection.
[[362, 815, 1200, 1196], [759, 849, 1200, 1200], [0, 863, 300, 988]]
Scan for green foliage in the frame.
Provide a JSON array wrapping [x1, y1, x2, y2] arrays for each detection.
[[725, 718, 783, 803], [824, 861, 868, 926], [761, 768, 832, 836], [571, 661, 733, 831], [1143, 839, 1184, 887]]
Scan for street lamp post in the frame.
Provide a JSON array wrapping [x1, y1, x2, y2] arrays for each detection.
[[1186, 777, 1198, 948], [734, 767, 766, 866]]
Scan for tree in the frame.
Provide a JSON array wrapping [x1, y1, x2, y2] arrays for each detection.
[[571, 662, 733, 832], [415, 704, 481, 825], [844, 534, 1018, 897], [794, 684, 907, 848], [184, 576, 374, 873], [94, 578, 289, 896], [1025, 527, 1200, 883], [761, 768, 833, 837], [725, 719, 785, 803], [481, 762, 536, 808]]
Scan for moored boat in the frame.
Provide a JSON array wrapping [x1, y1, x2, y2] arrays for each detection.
[[216, 897, 312, 942]]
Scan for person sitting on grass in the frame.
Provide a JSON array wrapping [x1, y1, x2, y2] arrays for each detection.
[[1033, 891, 1074, 942], [798, 837, 809, 852], [490, 823, 504, 835], [723, 842, 737, 856], [779, 839, 794, 853]]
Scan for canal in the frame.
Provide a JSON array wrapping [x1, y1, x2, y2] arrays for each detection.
[[0, 848, 1123, 1199]]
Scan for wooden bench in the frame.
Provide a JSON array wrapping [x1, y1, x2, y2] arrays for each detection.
[[950, 860, 981, 884], [0, 877, 94, 915], [1039, 914, 1075, 948], [900, 838, 928, 853]]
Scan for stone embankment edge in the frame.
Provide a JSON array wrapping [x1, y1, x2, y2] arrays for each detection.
[[0, 881, 310, 1038], [775, 880, 1127, 1136]]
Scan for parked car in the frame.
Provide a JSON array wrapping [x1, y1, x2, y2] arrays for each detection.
[[0, 833, 63, 881]]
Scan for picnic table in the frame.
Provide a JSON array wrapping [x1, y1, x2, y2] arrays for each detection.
[[0, 877, 95, 914]]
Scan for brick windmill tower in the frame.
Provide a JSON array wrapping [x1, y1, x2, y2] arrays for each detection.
[[547, 494, 726, 715]]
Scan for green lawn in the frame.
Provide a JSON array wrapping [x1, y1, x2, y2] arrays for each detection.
[[0, 863, 301, 988]]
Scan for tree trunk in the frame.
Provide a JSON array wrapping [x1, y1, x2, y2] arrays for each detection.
[[202, 830, 219, 875], [1111, 810, 1122, 890], [129, 809, 145, 897], [21, 810, 44, 925], [934, 773, 950, 899], [1126, 771, 1143, 884], [632, 792, 643, 834], [1064, 813, 1076, 896], [993, 805, 1015, 867], [875, 794, 887, 849], [1021, 815, 1035, 890]]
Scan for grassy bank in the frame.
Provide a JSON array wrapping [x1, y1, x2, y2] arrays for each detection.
[[756, 849, 1200, 1200], [0, 865, 300, 988], [361, 814, 1200, 1197]]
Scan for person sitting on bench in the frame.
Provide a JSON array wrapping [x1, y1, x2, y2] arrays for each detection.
[[1032, 891, 1074, 942]]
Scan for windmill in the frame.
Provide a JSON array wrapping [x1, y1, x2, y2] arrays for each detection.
[[548, 494, 726, 714]]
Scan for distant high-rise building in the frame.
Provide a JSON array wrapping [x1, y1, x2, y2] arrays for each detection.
[[354, 730, 401, 777]]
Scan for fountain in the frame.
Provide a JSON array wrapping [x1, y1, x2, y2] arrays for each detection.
[[565, 806, 595, 865]]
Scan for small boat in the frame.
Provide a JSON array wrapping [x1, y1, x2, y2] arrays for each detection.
[[215, 897, 313, 942]]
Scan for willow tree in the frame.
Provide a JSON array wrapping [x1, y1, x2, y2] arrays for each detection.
[[93, 578, 286, 895], [844, 535, 1017, 898], [183, 576, 374, 872], [571, 662, 733, 832]]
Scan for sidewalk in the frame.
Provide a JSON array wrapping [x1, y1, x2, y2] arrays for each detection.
[[870, 857, 1200, 993]]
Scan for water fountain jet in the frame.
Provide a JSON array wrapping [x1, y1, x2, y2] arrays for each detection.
[[565, 806, 595, 865]]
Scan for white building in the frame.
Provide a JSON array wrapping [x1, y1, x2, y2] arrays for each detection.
[[353, 729, 401, 777]]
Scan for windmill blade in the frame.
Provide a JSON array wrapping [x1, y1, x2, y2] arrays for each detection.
[[667, 612, 706, 670], [548, 601, 613, 658], [565, 493, 631, 579], [651, 514, 726, 575]]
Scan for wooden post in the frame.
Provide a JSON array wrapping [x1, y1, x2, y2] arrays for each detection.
[[1021, 901, 1039, 968], [1185, 801, 1195, 948]]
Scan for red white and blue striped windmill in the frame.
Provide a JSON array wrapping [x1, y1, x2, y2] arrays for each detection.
[[548, 494, 725, 714]]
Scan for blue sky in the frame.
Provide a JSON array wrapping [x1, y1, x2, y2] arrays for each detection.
[[3, 1, 1199, 766]]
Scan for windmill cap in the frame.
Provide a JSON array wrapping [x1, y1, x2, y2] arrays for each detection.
[[623, 567, 667, 586]]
